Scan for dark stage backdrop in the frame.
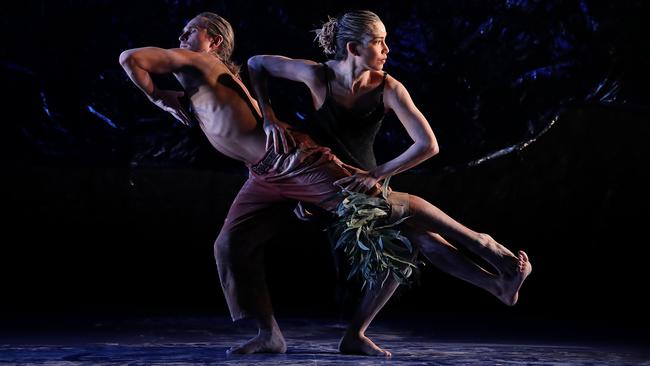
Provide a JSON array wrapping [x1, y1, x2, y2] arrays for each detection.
[[1, 0, 648, 345]]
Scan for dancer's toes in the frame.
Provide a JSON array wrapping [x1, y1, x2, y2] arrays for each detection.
[[227, 331, 287, 355], [498, 250, 532, 306], [518, 250, 529, 271], [339, 333, 391, 357], [518, 251, 531, 273]]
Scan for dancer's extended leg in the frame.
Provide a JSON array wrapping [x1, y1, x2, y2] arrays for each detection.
[[341, 194, 532, 356], [406, 194, 532, 304]]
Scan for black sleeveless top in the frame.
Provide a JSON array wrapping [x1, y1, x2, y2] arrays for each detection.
[[307, 64, 388, 170]]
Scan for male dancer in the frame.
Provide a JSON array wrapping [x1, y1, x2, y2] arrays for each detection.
[[120, 12, 370, 355]]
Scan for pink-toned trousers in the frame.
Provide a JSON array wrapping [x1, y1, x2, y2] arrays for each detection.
[[214, 133, 409, 320]]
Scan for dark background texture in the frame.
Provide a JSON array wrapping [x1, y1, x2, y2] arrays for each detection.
[[1, 0, 648, 345]]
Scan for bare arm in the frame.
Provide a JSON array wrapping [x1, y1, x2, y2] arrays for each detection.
[[247, 55, 320, 118], [247, 55, 320, 153], [119, 47, 193, 124], [373, 77, 439, 179], [334, 77, 438, 192]]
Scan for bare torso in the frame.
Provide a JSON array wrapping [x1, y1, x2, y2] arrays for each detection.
[[173, 53, 267, 165]]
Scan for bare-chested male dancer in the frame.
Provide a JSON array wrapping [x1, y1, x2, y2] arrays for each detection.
[[120, 12, 531, 357]]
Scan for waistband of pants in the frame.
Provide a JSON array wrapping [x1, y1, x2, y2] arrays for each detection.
[[249, 149, 278, 175]]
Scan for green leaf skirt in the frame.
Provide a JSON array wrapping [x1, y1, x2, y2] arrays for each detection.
[[328, 177, 420, 290]]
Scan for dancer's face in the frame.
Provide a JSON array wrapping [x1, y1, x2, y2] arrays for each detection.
[[356, 21, 390, 71], [178, 17, 213, 52]]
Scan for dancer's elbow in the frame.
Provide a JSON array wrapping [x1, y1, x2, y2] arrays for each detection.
[[119, 50, 136, 67], [422, 139, 439, 157], [429, 141, 440, 156], [247, 55, 263, 71]]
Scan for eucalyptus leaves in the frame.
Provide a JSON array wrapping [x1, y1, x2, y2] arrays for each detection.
[[329, 177, 419, 290]]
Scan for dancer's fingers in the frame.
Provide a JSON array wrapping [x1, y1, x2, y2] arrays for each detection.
[[273, 129, 281, 154], [279, 129, 290, 154], [334, 176, 353, 186], [340, 162, 364, 174]]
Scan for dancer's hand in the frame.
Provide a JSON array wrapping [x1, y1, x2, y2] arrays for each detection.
[[337, 162, 391, 195], [263, 117, 296, 154], [334, 167, 381, 194], [151, 89, 192, 126]]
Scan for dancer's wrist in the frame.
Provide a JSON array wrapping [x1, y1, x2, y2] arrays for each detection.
[[368, 168, 383, 181], [261, 105, 276, 120]]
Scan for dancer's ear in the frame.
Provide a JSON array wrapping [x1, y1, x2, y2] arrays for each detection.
[[346, 41, 362, 57], [211, 34, 224, 51]]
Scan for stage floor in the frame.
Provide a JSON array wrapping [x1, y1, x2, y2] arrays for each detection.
[[1, 316, 648, 365]]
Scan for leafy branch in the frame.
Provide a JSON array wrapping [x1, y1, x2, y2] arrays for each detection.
[[328, 177, 420, 290]]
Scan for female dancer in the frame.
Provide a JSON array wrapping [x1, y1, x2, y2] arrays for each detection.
[[248, 10, 531, 357]]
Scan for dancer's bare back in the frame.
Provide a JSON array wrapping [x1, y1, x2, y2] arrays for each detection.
[[120, 47, 267, 164]]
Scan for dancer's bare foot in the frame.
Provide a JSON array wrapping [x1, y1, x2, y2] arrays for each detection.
[[339, 332, 392, 357], [227, 329, 287, 355], [498, 250, 532, 306]]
